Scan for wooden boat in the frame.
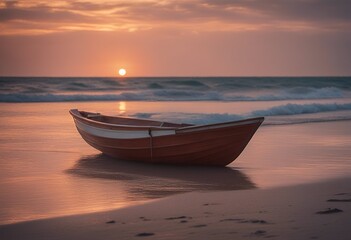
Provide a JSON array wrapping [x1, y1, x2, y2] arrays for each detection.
[[69, 109, 264, 166]]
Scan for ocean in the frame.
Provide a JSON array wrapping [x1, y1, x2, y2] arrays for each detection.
[[1, 76, 351, 125], [0, 76, 351, 225]]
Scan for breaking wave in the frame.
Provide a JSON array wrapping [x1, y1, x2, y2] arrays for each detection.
[[0, 76, 350, 102], [0, 87, 346, 102], [131, 102, 351, 125], [249, 103, 351, 117]]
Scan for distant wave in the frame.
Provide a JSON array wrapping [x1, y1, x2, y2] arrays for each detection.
[[0, 93, 145, 102], [0, 87, 346, 102], [249, 103, 351, 117], [131, 102, 351, 125], [244, 87, 343, 101], [1, 76, 351, 102]]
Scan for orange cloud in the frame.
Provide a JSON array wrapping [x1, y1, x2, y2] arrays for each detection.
[[0, 0, 350, 35]]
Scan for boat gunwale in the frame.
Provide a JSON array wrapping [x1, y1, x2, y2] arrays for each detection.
[[70, 109, 178, 131], [69, 109, 264, 133], [176, 117, 264, 133]]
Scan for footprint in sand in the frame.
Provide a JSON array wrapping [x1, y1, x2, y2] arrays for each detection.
[[219, 218, 243, 222], [334, 192, 349, 196], [165, 216, 188, 220], [219, 218, 269, 224], [253, 230, 266, 235], [327, 198, 351, 202], [203, 203, 219, 206], [316, 208, 343, 214], [191, 224, 207, 228], [135, 232, 155, 237]]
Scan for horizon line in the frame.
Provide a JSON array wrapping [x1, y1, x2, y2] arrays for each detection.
[[1, 75, 350, 78]]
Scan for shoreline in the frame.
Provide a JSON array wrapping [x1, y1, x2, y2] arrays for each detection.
[[1, 176, 350, 240]]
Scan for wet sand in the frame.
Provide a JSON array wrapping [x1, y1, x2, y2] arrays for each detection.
[[1, 177, 350, 240]]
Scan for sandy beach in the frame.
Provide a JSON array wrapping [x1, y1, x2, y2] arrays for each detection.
[[1, 177, 350, 240], [1, 99, 351, 239]]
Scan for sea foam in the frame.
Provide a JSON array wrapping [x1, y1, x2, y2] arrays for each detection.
[[249, 103, 351, 117], [131, 102, 351, 125]]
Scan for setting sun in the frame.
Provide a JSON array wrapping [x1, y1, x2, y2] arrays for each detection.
[[118, 68, 126, 76]]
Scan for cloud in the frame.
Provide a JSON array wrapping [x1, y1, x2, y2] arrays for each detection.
[[201, 0, 351, 22], [0, 0, 350, 35], [0, 6, 91, 22]]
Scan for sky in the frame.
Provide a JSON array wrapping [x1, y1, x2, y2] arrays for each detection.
[[0, 0, 351, 77]]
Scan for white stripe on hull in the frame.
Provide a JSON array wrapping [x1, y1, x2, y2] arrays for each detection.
[[75, 119, 176, 139]]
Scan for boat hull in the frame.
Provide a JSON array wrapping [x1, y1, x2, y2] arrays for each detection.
[[70, 109, 263, 166]]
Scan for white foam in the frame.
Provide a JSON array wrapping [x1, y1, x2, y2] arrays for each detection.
[[131, 102, 351, 126], [249, 103, 351, 117]]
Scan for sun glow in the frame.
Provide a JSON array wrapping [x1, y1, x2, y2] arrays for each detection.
[[118, 68, 126, 76]]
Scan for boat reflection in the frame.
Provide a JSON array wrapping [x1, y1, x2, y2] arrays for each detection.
[[67, 154, 256, 200]]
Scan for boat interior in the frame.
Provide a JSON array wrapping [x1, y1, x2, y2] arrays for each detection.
[[79, 111, 193, 128]]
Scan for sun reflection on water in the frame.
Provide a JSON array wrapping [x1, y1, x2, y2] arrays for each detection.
[[118, 101, 126, 114]]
